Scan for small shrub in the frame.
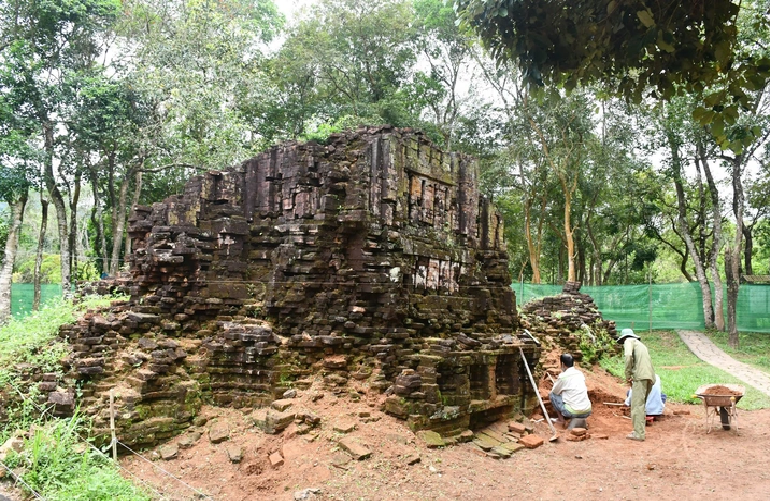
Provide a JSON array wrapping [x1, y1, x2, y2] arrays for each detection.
[[579, 323, 617, 365]]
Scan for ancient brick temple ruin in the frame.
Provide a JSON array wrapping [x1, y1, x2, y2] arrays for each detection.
[[55, 127, 539, 447]]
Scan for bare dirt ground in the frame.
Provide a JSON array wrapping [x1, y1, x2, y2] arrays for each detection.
[[119, 364, 770, 501]]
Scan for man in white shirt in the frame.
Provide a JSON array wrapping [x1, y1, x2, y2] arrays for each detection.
[[549, 354, 592, 426]]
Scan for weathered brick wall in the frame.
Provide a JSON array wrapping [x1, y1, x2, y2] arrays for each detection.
[[55, 127, 539, 447]]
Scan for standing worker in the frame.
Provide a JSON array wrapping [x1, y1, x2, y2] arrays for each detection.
[[618, 328, 655, 441]]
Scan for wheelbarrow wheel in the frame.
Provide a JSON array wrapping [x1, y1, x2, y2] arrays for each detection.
[[719, 406, 731, 430]]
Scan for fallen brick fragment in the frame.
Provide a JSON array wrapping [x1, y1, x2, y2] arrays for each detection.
[[159, 444, 178, 460], [338, 437, 371, 460], [269, 451, 284, 468], [332, 420, 357, 434], [271, 399, 294, 411], [458, 430, 474, 443], [226, 444, 243, 464], [209, 421, 230, 444], [518, 434, 544, 449]]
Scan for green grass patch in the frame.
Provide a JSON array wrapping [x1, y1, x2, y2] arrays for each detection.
[[706, 330, 770, 373], [0, 295, 148, 500], [599, 330, 770, 410], [3, 415, 150, 501]]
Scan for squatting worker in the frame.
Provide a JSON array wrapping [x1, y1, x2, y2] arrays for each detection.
[[548, 353, 592, 426], [619, 328, 655, 441]]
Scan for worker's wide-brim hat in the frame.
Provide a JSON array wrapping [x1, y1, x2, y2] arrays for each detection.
[[616, 328, 640, 344]]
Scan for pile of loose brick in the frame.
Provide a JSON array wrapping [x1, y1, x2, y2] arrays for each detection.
[[520, 281, 617, 360], [415, 418, 547, 459], [75, 275, 129, 298], [40, 127, 541, 448]]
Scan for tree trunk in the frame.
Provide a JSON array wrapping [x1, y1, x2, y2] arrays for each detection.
[[0, 192, 28, 322], [89, 166, 108, 275], [109, 163, 141, 276], [124, 170, 143, 264], [726, 156, 744, 347], [678, 245, 694, 283], [577, 236, 587, 284], [68, 170, 82, 283], [695, 163, 707, 264], [601, 229, 627, 285], [725, 245, 740, 345], [586, 213, 602, 286], [742, 224, 753, 276], [699, 146, 725, 331], [33, 194, 49, 311], [42, 121, 71, 298], [109, 177, 130, 276], [563, 182, 576, 282], [669, 135, 714, 328], [520, 161, 542, 284]]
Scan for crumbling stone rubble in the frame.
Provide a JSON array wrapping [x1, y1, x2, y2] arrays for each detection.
[[53, 126, 538, 447], [519, 281, 617, 362]]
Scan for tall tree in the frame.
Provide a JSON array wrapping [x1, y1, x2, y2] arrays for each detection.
[[661, 98, 716, 329], [0, 73, 36, 321], [124, 0, 283, 169], [411, 0, 478, 149], [525, 91, 594, 282], [0, 0, 120, 297], [268, 0, 416, 134]]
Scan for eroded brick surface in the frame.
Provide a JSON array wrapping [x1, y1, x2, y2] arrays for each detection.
[[55, 127, 538, 447]]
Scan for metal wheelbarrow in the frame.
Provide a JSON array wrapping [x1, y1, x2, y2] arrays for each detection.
[[694, 384, 745, 433]]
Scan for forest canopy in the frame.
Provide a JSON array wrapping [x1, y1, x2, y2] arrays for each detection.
[[0, 0, 769, 342], [457, 0, 770, 149]]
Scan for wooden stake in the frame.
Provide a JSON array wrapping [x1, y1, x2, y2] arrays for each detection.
[[110, 389, 117, 461]]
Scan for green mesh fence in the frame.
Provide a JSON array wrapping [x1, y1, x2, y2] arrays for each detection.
[[11, 284, 63, 318], [516, 282, 770, 333]]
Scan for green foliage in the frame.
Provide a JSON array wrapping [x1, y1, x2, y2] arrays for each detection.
[[456, 0, 770, 150], [599, 330, 770, 410], [0, 299, 73, 380], [125, 0, 285, 170], [261, 0, 420, 142], [578, 324, 617, 366], [13, 254, 62, 284], [300, 116, 358, 144], [3, 416, 150, 501]]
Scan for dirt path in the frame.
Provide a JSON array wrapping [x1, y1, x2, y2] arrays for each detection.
[[677, 330, 770, 397], [120, 367, 770, 501]]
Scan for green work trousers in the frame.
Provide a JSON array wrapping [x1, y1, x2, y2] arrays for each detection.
[[631, 379, 653, 439]]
